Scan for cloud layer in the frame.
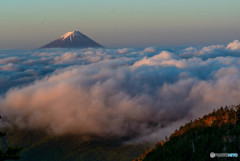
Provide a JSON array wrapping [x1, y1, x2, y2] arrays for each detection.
[[1, 41, 240, 141]]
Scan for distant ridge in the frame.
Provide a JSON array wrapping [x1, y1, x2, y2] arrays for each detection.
[[40, 31, 103, 49]]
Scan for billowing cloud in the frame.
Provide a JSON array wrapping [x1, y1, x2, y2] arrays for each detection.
[[0, 40, 240, 142], [0, 57, 22, 64], [54, 52, 79, 63], [179, 41, 240, 59], [117, 48, 129, 54], [0, 63, 19, 71], [226, 40, 240, 51], [132, 51, 181, 68], [143, 47, 156, 53]]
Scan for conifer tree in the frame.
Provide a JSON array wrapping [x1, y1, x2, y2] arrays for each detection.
[[236, 105, 240, 125], [0, 116, 22, 161]]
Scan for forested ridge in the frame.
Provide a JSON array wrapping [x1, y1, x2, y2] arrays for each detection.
[[136, 105, 240, 161]]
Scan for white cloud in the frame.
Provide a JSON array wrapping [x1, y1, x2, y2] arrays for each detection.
[[0, 40, 240, 142], [226, 40, 240, 51], [143, 47, 156, 53], [0, 57, 22, 64], [117, 48, 129, 54], [0, 63, 19, 71], [54, 52, 78, 63], [132, 51, 178, 67]]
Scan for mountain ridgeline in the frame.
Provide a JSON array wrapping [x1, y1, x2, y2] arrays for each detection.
[[136, 105, 240, 161], [40, 31, 103, 49]]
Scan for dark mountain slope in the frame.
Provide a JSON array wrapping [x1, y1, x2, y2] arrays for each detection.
[[136, 105, 240, 161], [2, 129, 150, 161]]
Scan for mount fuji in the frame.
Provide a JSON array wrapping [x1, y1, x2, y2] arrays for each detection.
[[40, 31, 103, 48]]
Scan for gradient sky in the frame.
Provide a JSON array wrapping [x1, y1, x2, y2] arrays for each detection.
[[0, 0, 240, 49]]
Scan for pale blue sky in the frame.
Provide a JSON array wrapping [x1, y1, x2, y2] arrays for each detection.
[[0, 0, 240, 49]]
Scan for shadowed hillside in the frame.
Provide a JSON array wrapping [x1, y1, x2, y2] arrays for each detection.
[[0, 129, 150, 161]]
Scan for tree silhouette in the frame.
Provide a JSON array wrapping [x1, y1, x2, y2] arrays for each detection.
[[236, 105, 240, 125], [0, 116, 22, 161]]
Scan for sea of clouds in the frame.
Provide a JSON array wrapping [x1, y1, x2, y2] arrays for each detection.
[[0, 40, 240, 142]]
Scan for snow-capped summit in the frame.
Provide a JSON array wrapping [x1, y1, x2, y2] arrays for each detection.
[[40, 31, 103, 48], [60, 31, 84, 40]]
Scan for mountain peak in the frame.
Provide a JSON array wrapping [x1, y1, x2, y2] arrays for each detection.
[[60, 31, 83, 40], [40, 31, 103, 49]]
